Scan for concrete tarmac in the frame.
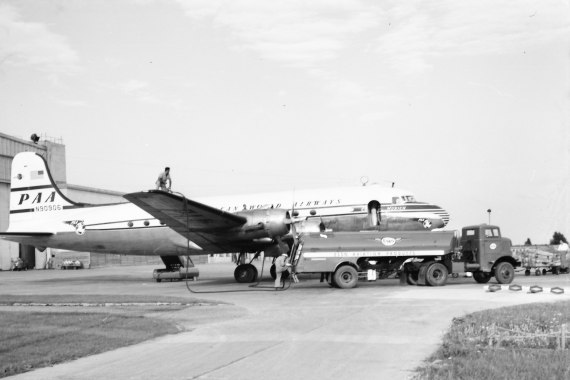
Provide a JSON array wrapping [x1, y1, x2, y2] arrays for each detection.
[[2, 262, 570, 380]]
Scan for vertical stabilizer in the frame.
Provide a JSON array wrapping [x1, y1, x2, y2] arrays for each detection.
[[9, 152, 77, 224]]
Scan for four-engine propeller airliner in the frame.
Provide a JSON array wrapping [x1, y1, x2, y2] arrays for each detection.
[[1, 152, 450, 282]]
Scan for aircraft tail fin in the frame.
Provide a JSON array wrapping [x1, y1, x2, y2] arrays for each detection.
[[8, 152, 80, 229]]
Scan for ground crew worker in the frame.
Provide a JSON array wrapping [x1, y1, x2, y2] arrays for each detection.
[[274, 253, 290, 289], [155, 167, 172, 192]]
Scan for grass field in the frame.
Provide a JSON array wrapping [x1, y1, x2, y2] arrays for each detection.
[[0, 294, 216, 378], [414, 300, 570, 379]]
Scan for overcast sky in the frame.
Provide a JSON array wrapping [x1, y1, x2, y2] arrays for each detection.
[[1, 0, 568, 244]]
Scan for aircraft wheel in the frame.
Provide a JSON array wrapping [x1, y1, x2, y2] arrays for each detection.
[[333, 265, 358, 289], [525, 269, 531, 276], [425, 262, 448, 286], [542, 269, 547, 275], [234, 264, 257, 283], [473, 271, 492, 284], [270, 264, 289, 281], [535, 269, 541, 276], [494, 262, 515, 284]]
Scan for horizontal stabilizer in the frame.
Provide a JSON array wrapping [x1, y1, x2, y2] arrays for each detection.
[[0, 232, 54, 237]]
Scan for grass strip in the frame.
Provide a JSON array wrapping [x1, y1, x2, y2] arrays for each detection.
[[414, 301, 570, 379], [0, 310, 180, 378], [0, 294, 219, 306]]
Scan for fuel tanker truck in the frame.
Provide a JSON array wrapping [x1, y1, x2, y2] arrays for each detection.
[[289, 224, 519, 289]]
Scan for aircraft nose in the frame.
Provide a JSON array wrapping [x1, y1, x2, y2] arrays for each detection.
[[434, 206, 450, 226]]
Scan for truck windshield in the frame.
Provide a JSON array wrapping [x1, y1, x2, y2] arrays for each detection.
[[484, 228, 501, 238]]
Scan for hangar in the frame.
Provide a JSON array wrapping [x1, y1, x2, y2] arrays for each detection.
[[0, 132, 162, 270]]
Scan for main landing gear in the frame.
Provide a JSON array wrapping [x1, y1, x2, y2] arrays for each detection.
[[233, 252, 260, 283]]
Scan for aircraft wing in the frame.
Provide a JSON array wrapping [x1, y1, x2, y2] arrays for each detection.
[[124, 191, 247, 246]]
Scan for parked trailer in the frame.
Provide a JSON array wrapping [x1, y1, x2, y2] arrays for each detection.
[[290, 224, 519, 289], [511, 244, 569, 276]]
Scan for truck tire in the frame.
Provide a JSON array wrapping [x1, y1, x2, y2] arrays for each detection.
[[333, 265, 358, 289], [406, 271, 419, 285], [425, 262, 448, 286], [473, 271, 492, 283], [494, 262, 515, 284]]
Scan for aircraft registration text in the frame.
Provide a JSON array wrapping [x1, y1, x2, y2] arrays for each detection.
[[35, 205, 63, 212]]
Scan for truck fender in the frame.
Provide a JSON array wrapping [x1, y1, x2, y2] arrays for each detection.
[[333, 261, 358, 273]]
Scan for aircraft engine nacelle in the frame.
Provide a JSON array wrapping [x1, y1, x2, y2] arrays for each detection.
[[234, 209, 291, 240]]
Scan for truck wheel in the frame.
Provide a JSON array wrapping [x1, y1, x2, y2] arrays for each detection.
[[494, 262, 515, 284], [524, 269, 530, 276], [425, 263, 448, 286], [473, 271, 492, 284], [328, 275, 338, 288], [234, 264, 257, 283], [406, 271, 419, 285], [535, 269, 541, 276], [333, 266, 358, 289]]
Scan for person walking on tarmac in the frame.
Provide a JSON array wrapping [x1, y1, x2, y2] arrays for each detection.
[[155, 167, 172, 192], [274, 253, 291, 289]]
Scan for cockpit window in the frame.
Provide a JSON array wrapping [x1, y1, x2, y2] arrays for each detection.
[[402, 195, 416, 202]]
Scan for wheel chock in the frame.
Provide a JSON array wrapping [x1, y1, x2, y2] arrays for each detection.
[[529, 285, 543, 293], [488, 284, 502, 292], [550, 287, 564, 295]]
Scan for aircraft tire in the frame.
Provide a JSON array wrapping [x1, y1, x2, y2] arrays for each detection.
[[333, 265, 358, 289], [494, 262, 515, 284], [473, 271, 492, 283], [234, 264, 256, 283], [269, 264, 289, 281], [425, 262, 448, 286]]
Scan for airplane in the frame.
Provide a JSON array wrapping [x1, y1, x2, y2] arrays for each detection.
[[1, 152, 450, 283]]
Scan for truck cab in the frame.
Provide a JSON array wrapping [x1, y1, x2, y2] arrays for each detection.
[[457, 224, 518, 283]]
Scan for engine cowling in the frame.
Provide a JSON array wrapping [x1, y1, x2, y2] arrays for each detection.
[[234, 208, 291, 240]]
